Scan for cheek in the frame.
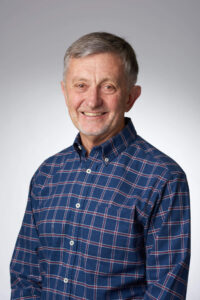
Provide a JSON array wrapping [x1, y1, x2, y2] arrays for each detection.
[[66, 94, 82, 110], [108, 96, 125, 112]]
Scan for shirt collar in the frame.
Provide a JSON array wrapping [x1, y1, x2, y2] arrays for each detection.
[[73, 117, 137, 163]]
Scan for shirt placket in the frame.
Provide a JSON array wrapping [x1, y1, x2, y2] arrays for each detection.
[[64, 155, 97, 298]]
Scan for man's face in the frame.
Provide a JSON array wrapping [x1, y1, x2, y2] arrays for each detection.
[[61, 52, 140, 148]]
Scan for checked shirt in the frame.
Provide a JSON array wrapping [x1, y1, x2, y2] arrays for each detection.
[[10, 118, 190, 299]]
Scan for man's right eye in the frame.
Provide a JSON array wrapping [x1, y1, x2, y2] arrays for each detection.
[[75, 83, 86, 89]]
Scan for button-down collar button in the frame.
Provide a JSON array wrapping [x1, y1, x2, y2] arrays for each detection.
[[86, 168, 91, 174], [76, 203, 80, 208], [104, 157, 109, 163], [63, 278, 68, 283], [69, 240, 74, 246]]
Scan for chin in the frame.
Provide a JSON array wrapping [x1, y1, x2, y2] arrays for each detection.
[[79, 125, 110, 137]]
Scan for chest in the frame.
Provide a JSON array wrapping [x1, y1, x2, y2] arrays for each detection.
[[33, 160, 150, 249]]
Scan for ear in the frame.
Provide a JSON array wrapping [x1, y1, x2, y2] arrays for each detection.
[[61, 81, 66, 96], [125, 85, 141, 112], [60, 81, 68, 105]]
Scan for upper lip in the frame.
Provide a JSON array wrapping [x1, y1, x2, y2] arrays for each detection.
[[81, 112, 106, 115]]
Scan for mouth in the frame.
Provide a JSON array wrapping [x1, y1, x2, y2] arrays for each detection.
[[81, 112, 106, 117]]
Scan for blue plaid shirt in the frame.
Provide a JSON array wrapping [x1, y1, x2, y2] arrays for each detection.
[[10, 118, 190, 299]]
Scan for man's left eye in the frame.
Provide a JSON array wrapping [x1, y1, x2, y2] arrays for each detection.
[[103, 85, 115, 93]]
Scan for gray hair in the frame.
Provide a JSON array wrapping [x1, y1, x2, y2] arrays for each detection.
[[63, 32, 139, 87]]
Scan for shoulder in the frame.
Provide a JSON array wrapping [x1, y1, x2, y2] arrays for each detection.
[[128, 135, 186, 180], [31, 145, 75, 187]]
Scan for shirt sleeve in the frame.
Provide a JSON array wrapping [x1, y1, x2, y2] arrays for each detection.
[[144, 172, 190, 299], [10, 176, 42, 299]]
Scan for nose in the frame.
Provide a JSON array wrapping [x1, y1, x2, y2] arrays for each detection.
[[86, 86, 103, 109]]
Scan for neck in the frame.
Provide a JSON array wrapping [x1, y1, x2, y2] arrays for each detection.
[[79, 122, 125, 156]]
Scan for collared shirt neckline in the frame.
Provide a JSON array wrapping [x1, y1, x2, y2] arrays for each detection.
[[73, 117, 137, 163]]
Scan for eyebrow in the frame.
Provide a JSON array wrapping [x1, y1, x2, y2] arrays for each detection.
[[101, 78, 118, 85], [72, 77, 119, 85], [72, 77, 89, 83]]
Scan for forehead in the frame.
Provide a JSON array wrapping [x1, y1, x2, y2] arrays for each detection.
[[66, 52, 125, 78]]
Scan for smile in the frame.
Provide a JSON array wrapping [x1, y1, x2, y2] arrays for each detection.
[[82, 112, 106, 116]]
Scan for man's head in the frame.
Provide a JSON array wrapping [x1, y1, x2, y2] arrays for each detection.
[[63, 32, 139, 88], [61, 32, 141, 153]]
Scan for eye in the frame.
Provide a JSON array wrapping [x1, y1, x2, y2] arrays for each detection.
[[76, 83, 84, 88], [102, 84, 116, 94], [78, 83, 85, 88], [74, 82, 87, 91]]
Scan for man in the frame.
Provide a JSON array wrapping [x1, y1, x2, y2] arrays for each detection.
[[10, 32, 190, 299]]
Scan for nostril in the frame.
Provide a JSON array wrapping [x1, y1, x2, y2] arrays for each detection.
[[87, 99, 102, 108]]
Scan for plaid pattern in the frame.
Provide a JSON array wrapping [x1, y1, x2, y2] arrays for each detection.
[[10, 118, 190, 299]]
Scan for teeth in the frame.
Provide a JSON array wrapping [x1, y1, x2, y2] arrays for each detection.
[[83, 112, 103, 116]]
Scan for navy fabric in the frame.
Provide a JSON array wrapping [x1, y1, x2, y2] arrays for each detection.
[[10, 118, 190, 299]]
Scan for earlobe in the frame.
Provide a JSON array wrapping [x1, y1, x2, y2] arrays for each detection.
[[126, 85, 141, 112]]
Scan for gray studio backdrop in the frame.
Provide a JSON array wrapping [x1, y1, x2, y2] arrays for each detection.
[[1, 0, 199, 299]]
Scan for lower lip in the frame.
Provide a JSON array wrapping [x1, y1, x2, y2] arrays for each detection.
[[81, 112, 107, 119]]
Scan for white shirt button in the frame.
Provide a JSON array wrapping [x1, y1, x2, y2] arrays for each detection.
[[76, 203, 80, 208], [86, 168, 91, 174], [63, 277, 68, 283], [78, 145, 82, 150], [69, 240, 74, 246], [104, 157, 109, 163]]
